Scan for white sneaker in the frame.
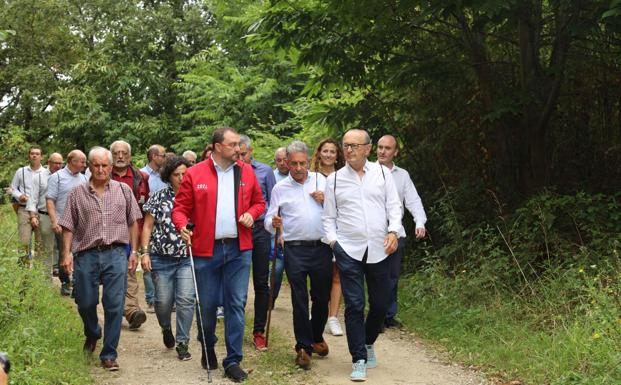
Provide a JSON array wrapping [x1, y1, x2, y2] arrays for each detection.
[[216, 306, 224, 319], [327, 316, 343, 336]]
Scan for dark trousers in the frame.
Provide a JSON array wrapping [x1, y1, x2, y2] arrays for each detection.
[[386, 237, 406, 319], [333, 242, 390, 363], [251, 223, 272, 333], [284, 242, 332, 354], [54, 233, 71, 285]]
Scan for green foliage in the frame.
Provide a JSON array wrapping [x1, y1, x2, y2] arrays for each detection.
[[399, 192, 621, 384], [0, 205, 92, 384]]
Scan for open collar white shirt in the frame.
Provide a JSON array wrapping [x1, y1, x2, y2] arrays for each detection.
[[10, 165, 45, 207], [322, 160, 403, 263], [386, 163, 427, 238], [213, 157, 238, 239], [26, 167, 51, 213], [264, 172, 326, 242]]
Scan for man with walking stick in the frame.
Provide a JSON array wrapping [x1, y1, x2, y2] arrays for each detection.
[[265, 140, 332, 370], [172, 127, 265, 382]]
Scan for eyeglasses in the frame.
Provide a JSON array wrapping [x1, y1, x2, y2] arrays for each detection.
[[219, 142, 241, 149], [49, 161, 64, 165], [342, 142, 370, 151]]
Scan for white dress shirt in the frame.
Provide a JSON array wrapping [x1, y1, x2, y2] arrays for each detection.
[[264, 172, 326, 242], [214, 159, 238, 239], [26, 168, 51, 213], [322, 160, 403, 263], [11, 165, 46, 208], [387, 163, 427, 238], [141, 164, 168, 195]]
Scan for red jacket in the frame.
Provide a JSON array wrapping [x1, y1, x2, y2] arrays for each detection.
[[172, 158, 265, 257]]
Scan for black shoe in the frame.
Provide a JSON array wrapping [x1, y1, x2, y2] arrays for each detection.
[[128, 310, 147, 330], [224, 363, 248, 382], [200, 346, 218, 369], [384, 317, 402, 328], [83, 335, 99, 354], [162, 328, 175, 349]]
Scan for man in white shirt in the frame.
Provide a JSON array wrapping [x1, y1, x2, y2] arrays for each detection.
[[265, 140, 332, 370], [140, 144, 166, 312], [47, 149, 88, 295], [10, 146, 47, 264], [141, 144, 167, 195], [25, 152, 59, 276], [377, 135, 427, 329], [273, 147, 289, 183], [322, 129, 403, 382]]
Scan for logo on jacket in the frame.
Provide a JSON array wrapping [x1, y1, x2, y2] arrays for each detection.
[[196, 183, 208, 190]]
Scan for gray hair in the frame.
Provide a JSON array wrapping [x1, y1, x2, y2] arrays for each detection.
[[239, 134, 252, 149], [88, 146, 112, 163], [286, 140, 309, 158], [182, 150, 197, 159], [110, 140, 132, 155]]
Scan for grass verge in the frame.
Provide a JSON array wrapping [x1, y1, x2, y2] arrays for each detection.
[[0, 204, 92, 384]]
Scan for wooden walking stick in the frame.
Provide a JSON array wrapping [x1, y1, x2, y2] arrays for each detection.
[[265, 208, 281, 348]]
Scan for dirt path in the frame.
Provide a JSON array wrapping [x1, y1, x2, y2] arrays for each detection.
[[90, 274, 487, 385]]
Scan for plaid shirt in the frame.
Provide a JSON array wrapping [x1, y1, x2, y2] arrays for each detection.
[[59, 179, 143, 253]]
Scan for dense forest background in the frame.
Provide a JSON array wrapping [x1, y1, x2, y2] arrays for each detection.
[[2, 1, 621, 382]]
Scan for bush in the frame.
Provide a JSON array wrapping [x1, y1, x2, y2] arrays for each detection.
[[399, 191, 621, 384]]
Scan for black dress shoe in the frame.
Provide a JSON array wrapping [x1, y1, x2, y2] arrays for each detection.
[[384, 317, 403, 328], [224, 363, 248, 382], [83, 336, 98, 354]]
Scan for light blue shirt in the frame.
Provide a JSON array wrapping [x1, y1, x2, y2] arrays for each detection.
[[264, 172, 326, 242], [46, 166, 88, 216], [214, 159, 238, 239], [141, 164, 168, 196], [273, 169, 288, 184]]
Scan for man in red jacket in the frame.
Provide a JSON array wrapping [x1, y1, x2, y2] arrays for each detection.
[[172, 127, 265, 382]]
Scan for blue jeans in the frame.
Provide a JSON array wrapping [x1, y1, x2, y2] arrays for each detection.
[[151, 254, 195, 344], [333, 242, 390, 363], [269, 240, 285, 306], [144, 271, 155, 305], [386, 238, 406, 319], [73, 245, 127, 361], [251, 224, 271, 333], [284, 242, 332, 353], [194, 242, 251, 369]]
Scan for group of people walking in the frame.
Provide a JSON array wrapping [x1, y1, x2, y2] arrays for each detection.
[[7, 127, 426, 382]]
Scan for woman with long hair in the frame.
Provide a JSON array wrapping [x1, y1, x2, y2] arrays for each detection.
[[311, 138, 345, 336]]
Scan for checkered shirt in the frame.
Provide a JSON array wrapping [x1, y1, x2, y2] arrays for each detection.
[[59, 179, 143, 253]]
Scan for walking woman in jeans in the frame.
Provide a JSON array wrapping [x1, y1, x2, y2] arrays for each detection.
[[140, 156, 195, 360]]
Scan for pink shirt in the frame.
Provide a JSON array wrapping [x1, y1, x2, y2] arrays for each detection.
[[59, 179, 142, 253]]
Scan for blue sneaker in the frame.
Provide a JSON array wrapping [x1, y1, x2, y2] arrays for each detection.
[[365, 344, 376, 368], [350, 359, 367, 382]]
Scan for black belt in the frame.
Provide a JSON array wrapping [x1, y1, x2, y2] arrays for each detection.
[[91, 243, 125, 252], [284, 240, 323, 247], [215, 238, 237, 245], [38, 210, 48, 215]]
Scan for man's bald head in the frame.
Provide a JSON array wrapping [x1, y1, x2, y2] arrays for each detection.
[[377, 134, 399, 167]]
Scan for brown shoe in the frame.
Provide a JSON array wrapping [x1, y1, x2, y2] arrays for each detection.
[[83, 336, 98, 354], [311, 341, 329, 357], [101, 359, 119, 371], [295, 349, 311, 370]]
